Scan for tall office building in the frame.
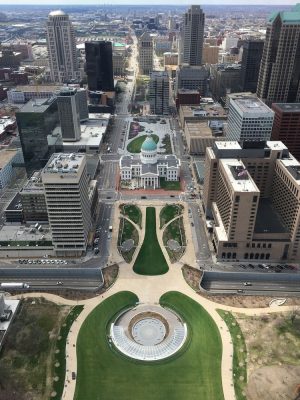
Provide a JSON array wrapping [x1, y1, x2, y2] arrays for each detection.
[[257, 4, 300, 105], [149, 71, 170, 115], [182, 5, 205, 66], [16, 97, 59, 174], [226, 93, 274, 142], [42, 153, 91, 257], [271, 103, 300, 161], [46, 10, 79, 83], [203, 140, 300, 262], [57, 87, 82, 142], [240, 40, 264, 93], [138, 32, 153, 75], [85, 41, 114, 91], [176, 64, 208, 95]]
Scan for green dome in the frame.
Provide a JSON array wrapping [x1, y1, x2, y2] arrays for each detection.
[[141, 136, 157, 152]]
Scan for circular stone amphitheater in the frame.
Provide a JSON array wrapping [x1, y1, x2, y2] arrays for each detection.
[[110, 304, 187, 361]]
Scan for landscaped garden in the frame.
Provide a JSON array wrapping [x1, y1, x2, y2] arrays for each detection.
[[0, 298, 82, 400], [120, 204, 142, 228], [118, 217, 139, 263], [163, 217, 186, 263], [127, 134, 159, 153], [160, 204, 183, 228], [74, 291, 224, 400], [133, 207, 169, 275]]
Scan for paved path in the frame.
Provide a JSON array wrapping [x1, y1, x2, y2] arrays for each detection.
[[10, 202, 299, 400]]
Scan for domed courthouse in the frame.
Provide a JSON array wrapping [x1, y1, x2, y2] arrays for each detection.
[[120, 135, 180, 189]]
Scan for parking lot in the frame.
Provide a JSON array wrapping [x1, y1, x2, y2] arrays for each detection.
[[18, 259, 68, 265]]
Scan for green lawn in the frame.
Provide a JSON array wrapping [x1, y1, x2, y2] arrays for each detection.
[[74, 291, 224, 400], [160, 204, 183, 228], [159, 178, 181, 191], [127, 134, 159, 153], [122, 204, 142, 228], [133, 207, 169, 275]]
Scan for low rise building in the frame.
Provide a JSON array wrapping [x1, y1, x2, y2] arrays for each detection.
[[179, 101, 227, 128], [184, 121, 224, 155], [20, 171, 48, 223]]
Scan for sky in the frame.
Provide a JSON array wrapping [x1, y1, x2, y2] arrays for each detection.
[[0, 0, 298, 4]]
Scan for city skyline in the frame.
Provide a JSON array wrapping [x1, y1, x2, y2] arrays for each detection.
[[0, 0, 298, 5]]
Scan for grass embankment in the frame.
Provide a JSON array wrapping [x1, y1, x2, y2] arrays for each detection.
[[0, 298, 79, 400], [127, 134, 159, 153], [74, 291, 224, 400], [133, 207, 169, 275], [218, 310, 247, 400], [52, 305, 84, 400]]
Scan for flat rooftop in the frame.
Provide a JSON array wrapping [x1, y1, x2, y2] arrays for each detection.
[[254, 198, 288, 234], [44, 153, 85, 174], [185, 121, 214, 138], [214, 141, 241, 150], [18, 97, 56, 113], [180, 103, 227, 119], [232, 96, 273, 115], [21, 171, 44, 193], [0, 224, 52, 242], [273, 103, 300, 113], [13, 85, 61, 93], [0, 149, 19, 169], [221, 159, 259, 193]]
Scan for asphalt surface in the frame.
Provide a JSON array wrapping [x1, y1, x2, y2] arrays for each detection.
[[0, 268, 103, 290], [200, 271, 300, 296]]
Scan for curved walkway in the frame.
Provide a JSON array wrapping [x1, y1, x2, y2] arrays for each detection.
[[9, 202, 300, 400]]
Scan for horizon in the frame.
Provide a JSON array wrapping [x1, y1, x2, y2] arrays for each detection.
[[0, 0, 297, 5]]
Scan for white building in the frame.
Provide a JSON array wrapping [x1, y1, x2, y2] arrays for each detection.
[[226, 94, 274, 142], [0, 149, 24, 189], [41, 153, 91, 257], [138, 32, 153, 75], [46, 10, 80, 83], [120, 135, 180, 189], [182, 5, 205, 66], [149, 71, 170, 115]]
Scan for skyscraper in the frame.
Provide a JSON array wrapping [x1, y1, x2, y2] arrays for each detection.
[[85, 41, 114, 92], [257, 4, 300, 105], [16, 97, 59, 174], [240, 40, 264, 93], [42, 153, 91, 257], [57, 87, 81, 142], [182, 5, 205, 66], [46, 10, 79, 83], [138, 32, 153, 75], [149, 71, 170, 115]]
